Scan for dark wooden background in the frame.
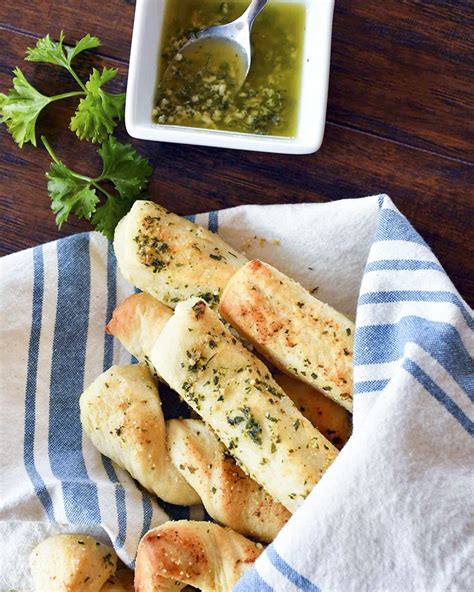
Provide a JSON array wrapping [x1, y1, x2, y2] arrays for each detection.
[[1, 1, 473, 305]]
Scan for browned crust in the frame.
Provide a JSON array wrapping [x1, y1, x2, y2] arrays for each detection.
[[135, 521, 262, 591], [220, 260, 354, 411], [220, 260, 282, 346], [274, 374, 352, 449], [169, 419, 290, 542], [105, 293, 172, 363], [105, 292, 150, 337], [216, 459, 290, 528]]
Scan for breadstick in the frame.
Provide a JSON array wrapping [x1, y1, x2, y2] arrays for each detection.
[[106, 294, 351, 450], [80, 364, 200, 506], [274, 373, 352, 449], [114, 200, 247, 309], [220, 260, 354, 411], [81, 361, 289, 539], [135, 521, 263, 592], [151, 298, 338, 512], [167, 418, 290, 542], [105, 292, 172, 366], [30, 534, 117, 592]]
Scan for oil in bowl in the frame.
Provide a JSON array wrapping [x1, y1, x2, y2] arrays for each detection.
[[153, 0, 306, 137]]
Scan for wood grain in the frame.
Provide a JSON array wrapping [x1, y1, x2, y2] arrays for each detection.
[[0, 4, 473, 306], [328, 0, 474, 160]]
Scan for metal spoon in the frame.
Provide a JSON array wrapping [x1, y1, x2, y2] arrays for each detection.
[[163, 0, 268, 94]]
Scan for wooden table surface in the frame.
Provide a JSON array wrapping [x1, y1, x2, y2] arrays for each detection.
[[1, 1, 473, 306]]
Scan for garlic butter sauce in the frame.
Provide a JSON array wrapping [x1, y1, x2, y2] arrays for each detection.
[[154, 0, 306, 137]]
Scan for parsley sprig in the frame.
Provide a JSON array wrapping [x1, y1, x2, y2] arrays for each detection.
[[42, 136, 152, 240], [0, 67, 84, 148], [0, 31, 125, 146], [0, 31, 152, 239]]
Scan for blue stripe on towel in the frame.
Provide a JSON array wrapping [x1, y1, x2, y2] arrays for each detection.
[[358, 291, 473, 328], [23, 246, 56, 521], [140, 491, 154, 540], [208, 210, 219, 233], [233, 568, 274, 591], [365, 260, 444, 273], [355, 317, 474, 394], [49, 234, 101, 524], [101, 458, 127, 547], [102, 240, 127, 549], [353, 379, 390, 394], [104, 241, 116, 371], [374, 208, 429, 247], [403, 358, 474, 437], [267, 546, 321, 591]]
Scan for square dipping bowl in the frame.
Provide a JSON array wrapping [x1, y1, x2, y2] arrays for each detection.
[[126, 0, 335, 154]]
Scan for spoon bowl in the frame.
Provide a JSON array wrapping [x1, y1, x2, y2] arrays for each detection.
[[163, 0, 268, 96]]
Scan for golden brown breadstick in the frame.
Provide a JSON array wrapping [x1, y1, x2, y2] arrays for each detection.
[[30, 534, 117, 592], [220, 260, 354, 411], [105, 292, 172, 366], [151, 298, 338, 512], [274, 373, 352, 449], [81, 362, 287, 541], [135, 521, 263, 592], [80, 364, 199, 506], [167, 418, 290, 542], [106, 293, 351, 451], [114, 200, 247, 309]]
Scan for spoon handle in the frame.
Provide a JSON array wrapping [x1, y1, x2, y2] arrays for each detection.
[[242, 0, 268, 29]]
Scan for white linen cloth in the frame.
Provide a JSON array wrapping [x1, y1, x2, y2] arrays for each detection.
[[0, 195, 472, 591]]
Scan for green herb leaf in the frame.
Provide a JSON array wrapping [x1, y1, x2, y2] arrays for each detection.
[[42, 136, 151, 239], [26, 31, 100, 69], [3, 36, 123, 147], [66, 34, 101, 63], [26, 31, 69, 68], [70, 68, 125, 143], [2, 31, 152, 237], [91, 194, 136, 240], [47, 161, 98, 226], [98, 136, 152, 198], [0, 67, 51, 147]]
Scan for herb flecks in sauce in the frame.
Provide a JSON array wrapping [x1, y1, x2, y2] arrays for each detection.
[[154, 0, 305, 137]]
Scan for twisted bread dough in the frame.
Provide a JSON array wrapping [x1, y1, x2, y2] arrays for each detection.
[[80, 364, 200, 506], [30, 534, 117, 591], [82, 363, 288, 541], [167, 418, 290, 542], [135, 521, 263, 592]]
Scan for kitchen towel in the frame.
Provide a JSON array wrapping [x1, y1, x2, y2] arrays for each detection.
[[1, 195, 472, 591]]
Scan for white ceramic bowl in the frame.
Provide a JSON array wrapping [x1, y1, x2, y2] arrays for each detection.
[[126, 0, 335, 154]]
